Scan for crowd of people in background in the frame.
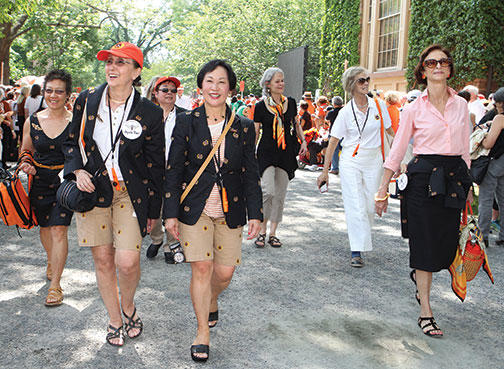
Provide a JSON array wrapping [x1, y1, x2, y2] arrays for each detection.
[[0, 40, 503, 361]]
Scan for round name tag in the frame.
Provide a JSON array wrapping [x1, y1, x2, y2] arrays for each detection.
[[122, 120, 142, 140], [397, 173, 408, 191]]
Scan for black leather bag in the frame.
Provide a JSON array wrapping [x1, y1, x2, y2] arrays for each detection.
[[57, 177, 97, 213], [470, 156, 491, 185]]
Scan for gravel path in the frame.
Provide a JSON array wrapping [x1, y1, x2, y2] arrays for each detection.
[[0, 169, 502, 368]]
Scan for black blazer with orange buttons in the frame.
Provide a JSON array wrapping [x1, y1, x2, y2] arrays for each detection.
[[162, 104, 263, 228], [62, 83, 165, 237]]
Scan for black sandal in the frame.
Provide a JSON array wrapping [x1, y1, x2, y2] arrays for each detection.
[[418, 317, 443, 338], [268, 235, 282, 248], [191, 344, 209, 362], [254, 233, 266, 248], [106, 324, 125, 347], [410, 270, 420, 305], [208, 310, 219, 328], [123, 307, 143, 339]]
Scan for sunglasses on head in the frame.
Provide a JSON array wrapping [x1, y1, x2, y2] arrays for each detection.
[[422, 58, 452, 69], [44, 88, 66, 95], [158, 87, 177, 93], [356, 77, 370, 84]]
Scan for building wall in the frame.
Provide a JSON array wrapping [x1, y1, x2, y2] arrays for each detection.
[[360, 0, 410, 93]]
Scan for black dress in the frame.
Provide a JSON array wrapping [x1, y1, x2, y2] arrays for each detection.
[[254, 97, 299, 180], [29, 115, 73, 227]]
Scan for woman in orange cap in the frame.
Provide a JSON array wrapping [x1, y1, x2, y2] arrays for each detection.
[[63, 42, 165, 346]]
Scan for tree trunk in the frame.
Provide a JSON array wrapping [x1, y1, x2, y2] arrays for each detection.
[[0, 22, 13, 84]]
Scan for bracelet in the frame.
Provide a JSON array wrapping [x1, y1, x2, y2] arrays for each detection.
[[374, 192, 390, 202]]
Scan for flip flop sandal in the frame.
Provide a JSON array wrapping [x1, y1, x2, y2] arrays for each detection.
[[418, 317, 443, 338], [268, 235, 282, 248], [123, 307, 143, 339], [191, 344, 209, 362], [45, 287, 63, 307], [254, 233, 266, 248], [410, 270, 420, 305], [106, 324, 125, 347], [350, 256, 364, 267], [208, 310, 219, 328]]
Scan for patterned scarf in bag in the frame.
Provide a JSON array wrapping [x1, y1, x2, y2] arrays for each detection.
[[265, 95, 288, 150]]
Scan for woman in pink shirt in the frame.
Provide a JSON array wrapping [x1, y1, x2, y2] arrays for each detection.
[[375, 45, 472, 338]]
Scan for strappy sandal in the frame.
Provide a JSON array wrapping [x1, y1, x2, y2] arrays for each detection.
[[418, 317, 443, 338], [268, 235, 282, 248], [123, 307, 143, 339], [208, 310, 219, 328], [106, 324, 125, 347], [46, 263, 52, 281], [191, 344, 209, 362], [410, 270, 420, 305], [254, 233, 266, 248], [45, 287, 63, 307]]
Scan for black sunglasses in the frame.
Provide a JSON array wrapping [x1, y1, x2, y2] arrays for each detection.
[[356, 77, 370, 84], [423, 58, 452, 69], [158, 87, 177, 93]]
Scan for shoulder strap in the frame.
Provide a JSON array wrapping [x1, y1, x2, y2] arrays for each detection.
[[180, 111, 236, 204], [374, 98, 385, 161]]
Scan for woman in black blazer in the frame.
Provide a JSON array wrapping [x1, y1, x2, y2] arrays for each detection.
[[63, 42, 164, 346], [163, 60, 262, 361]]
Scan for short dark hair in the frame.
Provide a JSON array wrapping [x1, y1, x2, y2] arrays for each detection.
[[457, 90, 471, 102], [30, 84, 41, 98], [44, 69, 72, 95], [414, 44, 454, 86], [300, 101, 308, 110], [132, 60, 142, 87], [197, 59, 236, 91]]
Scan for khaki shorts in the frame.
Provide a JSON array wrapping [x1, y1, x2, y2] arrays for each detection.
[[75, 183, 142, 251], [179, 212, 243, 266]]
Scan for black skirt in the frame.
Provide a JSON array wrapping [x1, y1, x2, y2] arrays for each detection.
[[400, 155, 472, 272]]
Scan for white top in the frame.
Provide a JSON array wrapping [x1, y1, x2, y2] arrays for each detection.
[[468, 99, 486, 124], [164, 107, 177, 162], [175, 95, 192, 110], [330, 96, 391, 148], [25, 96, 46, 117], [93, 86, 135, 182]]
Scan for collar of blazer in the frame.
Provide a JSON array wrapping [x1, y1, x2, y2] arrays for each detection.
[[83, 83, 142, 139], [190, 104, 240, 172]]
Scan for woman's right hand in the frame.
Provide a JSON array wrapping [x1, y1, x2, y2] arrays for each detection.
[[317, 171, 329, 189], [19, 162, 36, 175], [75, 169, 95, 193], [164, 218, 179, 240]]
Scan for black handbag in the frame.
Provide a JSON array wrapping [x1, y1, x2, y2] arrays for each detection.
[[56, 177, 98, 213], [470, 155, 491, 185]]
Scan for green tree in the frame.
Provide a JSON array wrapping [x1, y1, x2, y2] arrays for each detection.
[[318, 0, 360, 96], [159, 0, 324, 95]]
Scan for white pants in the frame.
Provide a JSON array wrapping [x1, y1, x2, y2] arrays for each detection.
[[339, 146, 383, 252]]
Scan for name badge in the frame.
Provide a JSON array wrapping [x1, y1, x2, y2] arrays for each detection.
[[397, 173, 408, 191], [122, 120, 142, 140]]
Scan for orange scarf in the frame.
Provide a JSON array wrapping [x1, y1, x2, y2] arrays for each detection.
[[266, 95, 287, 150]]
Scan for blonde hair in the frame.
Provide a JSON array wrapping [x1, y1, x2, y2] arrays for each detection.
[[385, 91, 401, 104], [341, 66, 369, 97]]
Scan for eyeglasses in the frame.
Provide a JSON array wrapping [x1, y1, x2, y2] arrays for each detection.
[[423, 58, 452, 69], [356, 77, 371, 85], [158, 87, 177, 94], [44, 88, 66, 95], [105, 59, 132, 66]]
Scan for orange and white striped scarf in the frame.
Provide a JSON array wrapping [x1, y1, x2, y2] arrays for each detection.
[[265, 95, 287, 150]]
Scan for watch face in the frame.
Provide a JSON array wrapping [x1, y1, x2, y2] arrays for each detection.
[[174, 253, 185, 263], [397, 173, 408, 191]]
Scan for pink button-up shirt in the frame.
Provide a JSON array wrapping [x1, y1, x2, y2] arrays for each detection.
[[384, 87, 470, 172]]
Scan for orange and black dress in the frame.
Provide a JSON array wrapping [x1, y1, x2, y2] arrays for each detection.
[[29, 115, 73, 226]]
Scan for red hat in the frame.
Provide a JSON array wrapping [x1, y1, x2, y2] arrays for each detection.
[[96, 42, 144, 69], [154, 76, 181, 90]]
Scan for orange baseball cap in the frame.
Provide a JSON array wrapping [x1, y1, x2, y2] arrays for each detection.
[[96, 42, 144, 68], [154, 76, 181, 90]]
